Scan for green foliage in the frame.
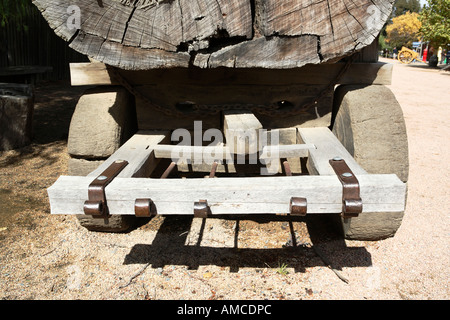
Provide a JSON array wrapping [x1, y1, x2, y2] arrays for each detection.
[[393, 0, 422, 17], [379, 34, 392, 51], [276, 262, 289, 276], [0, 0, 31, 27], [379, 0, 421, 50], [419, 0, 450, 47]]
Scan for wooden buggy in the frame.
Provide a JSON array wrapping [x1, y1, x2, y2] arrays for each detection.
[[34, 0, 408, 240]]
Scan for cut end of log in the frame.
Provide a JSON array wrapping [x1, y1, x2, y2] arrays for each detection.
[[33, 0, 395, 70]]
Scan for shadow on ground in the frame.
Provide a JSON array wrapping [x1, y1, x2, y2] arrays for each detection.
[[123, 215, 371, 274]]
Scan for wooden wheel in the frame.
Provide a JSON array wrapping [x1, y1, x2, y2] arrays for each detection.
[[332, 85, 409, 240], [398, 50, 414, 64], [67, 86, 138, 232]]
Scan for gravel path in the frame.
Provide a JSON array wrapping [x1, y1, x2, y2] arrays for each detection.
[[0, 58, 448, 301]]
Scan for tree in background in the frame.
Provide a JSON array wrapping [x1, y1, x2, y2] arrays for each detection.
[[386, 11, 422, 49], [379, 0, 421, 52], [393, 0, 421, 17], [0, 0, 31, 28], [419, 0, 450, 48]]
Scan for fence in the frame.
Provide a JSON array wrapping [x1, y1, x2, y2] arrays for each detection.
[[0, 3, 89, 81]]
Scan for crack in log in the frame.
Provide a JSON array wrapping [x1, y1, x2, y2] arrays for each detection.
[[177, 0, 184, 42], [117, 0, 170, 8], [317, 35, 324, 62], [67, 29, 80, 46], [343, 0, 366, 34], [121, 5, 138, 44], [326, 0, 334, 38]]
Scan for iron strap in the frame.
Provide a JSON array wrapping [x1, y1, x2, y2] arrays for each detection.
[[329, 158, 362, 218], [84, 160, 129, 217]]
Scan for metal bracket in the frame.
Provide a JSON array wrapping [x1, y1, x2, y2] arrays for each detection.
[[290, 197, 307, 216], [83, 160, 128, 217], [329, 157, 362, 218], [132, 161, 178, 218], [194, 200, 211, 218], [134, 198, 155, 217]]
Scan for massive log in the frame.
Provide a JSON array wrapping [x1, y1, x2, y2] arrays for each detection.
[[32, 0, 394, 70]]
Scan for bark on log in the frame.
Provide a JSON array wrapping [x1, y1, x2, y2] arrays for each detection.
[[32, 0, 394, 70]]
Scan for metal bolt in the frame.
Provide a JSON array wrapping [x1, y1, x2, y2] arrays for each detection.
[[341, 172, 353, 178], [97, 175, 107, 181], [333, 156, 343, 161]]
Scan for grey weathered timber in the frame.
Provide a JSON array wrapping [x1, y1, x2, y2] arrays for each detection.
[[260, 144, 315, 160], [298, 127, 367, 176], [154, 145, 233, 163], [87, 130, 170, 178], [70, 63, 113, 87], [33, 0, 395, 70], [153, 143, 315, 163], [69, 62, 393, 87], [48, 174, 406, 216], [72, 130, 169, 232], [223, 110, 263, 155], [47, 127, 407, 216]]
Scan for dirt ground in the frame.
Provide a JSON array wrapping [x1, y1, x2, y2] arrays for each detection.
[[0, 57, 448, 301]]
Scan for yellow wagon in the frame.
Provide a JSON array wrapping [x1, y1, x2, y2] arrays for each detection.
[[398, 47, 419, 64]]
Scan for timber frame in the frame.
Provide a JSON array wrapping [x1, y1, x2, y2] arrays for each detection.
[[48, 126, 406, 218], [47, 56, 407, 220]]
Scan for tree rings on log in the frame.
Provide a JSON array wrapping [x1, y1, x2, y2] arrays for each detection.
[[32, 0, 395, 70]]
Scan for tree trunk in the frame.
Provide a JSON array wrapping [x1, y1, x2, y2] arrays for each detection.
[[0, 84, 34, 151], [32, 0, 394, 70]]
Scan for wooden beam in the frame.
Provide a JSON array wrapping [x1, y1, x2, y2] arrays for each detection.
[[266, 128, 302, 174], [153, 143, 315, 172], [223, 110, 263, 155], [260, 144, 316, 160], [47, 174, 406, 216], [297, 127, 367, 176], [70, 62, 117, 87], [69, 62, 392, 87], [47, 127, 405, 216], [87, 130, 170, 179], [153, 144, 233, 163]]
